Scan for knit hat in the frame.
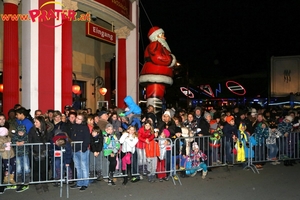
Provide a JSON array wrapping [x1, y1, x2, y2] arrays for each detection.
[[251, 108, 257, 117], [226, 116, 234, 123], [285, 115, 293, 122], [203, 112, 211, 119], [163, 129, 170, 138], [148, 26, 164, 42], [192, 142, 199, 150], [163, 110, 171, 118], [0, 127, 8, 136], [105, 123, 113, 129], [16, 125, 26, 133], [175, 126, 182, 134]]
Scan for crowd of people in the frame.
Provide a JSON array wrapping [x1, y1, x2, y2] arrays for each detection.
[[0, 99, 299, 195]]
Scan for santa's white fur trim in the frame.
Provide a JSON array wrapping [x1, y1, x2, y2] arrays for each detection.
[[149, 28, 164, 42], [169, 54, 176, 67], [139, 74, 173, 85]]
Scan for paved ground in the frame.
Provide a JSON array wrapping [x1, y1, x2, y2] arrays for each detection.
[[2, 162, 300, 200]]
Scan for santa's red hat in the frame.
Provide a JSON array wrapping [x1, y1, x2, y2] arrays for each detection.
[[148, 26, 164, 41]]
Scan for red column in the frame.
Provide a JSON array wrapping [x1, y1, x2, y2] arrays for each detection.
[[61, 19, 73, 111], [3, 1, 19, 116], [38, 0, 55, 112], [117, 39, 126, 108], [115, 27, 130, 108]]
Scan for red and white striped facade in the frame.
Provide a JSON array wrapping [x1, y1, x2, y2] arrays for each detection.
[[1, 0, 139, 115]]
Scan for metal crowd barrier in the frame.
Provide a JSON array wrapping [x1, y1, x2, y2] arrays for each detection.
[[1, 131, 299, 198]]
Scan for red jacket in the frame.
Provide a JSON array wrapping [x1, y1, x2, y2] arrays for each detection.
[[136, 127, 155, 149]]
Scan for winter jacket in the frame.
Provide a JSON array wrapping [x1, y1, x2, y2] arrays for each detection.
[[90, 134, 103, 153], [145, 139, 160, 158], [137, 127, 155, 149], [0, 135, 15, 159], [50, 132, 72, 164], [102, 132, 120, 156], [124, 96, 141, 115], [119, 132, 138, 154], [222, 123, 238, 142], [11, 133, 29, 156], [266, 128, 282, 145], [70, 123, 90, 152]]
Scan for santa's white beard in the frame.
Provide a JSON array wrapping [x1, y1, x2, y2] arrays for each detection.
[[157, 38, 171, 52]]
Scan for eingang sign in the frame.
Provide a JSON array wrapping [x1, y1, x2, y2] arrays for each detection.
[[86, 22, 116, 44]]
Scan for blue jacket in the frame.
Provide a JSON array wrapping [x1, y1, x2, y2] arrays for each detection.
[[223, 123, 238, 142], [16, 118, 33, 134], [124, 96, 141, 115]]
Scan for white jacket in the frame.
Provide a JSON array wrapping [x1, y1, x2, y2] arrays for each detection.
[[119, 132, 138, 154]]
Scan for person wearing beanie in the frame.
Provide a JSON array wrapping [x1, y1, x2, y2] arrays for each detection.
[[157, 110, 176, 137], [277, 114, 294, 164], [222, 115, 237, 166], [0, 127, 16, 185], [12, 125, 30, 192], [253, 121, 269, 169], [102, 123, 120, 186], [156, 129, 170, 182], [187, 142, 208, 179], [266, 121, 281, 165], [139, 26, 177, 113]]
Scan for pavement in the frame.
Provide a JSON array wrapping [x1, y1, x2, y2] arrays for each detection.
[[2, 162, 300, 200]]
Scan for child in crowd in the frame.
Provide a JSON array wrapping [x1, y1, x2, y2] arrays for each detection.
[[136, 120, 155, 179], [0, 127, 16, 185], [156, 129, 170, 182], [266, 121, 281, 165], [51, 130, 73, 186], [119, 96, 142, 128], [209, 127, 223, 166], [145, 129, 160, 183], [236, 123, 249, 162], [253, 122, 269, 169], [119, 126, 138, 185], [188, 142, 208, 179], [12, 125, 30, 192], [90, 125, 104, 181], [109, 112, 122, 139], [171, 127, 187, 179], [103, 123, 120, 186]]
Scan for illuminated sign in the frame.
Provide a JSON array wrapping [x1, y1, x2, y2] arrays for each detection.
[[180, 87, 194, 98], [193, 80, 246, 98], [225, 81, 246, 96]]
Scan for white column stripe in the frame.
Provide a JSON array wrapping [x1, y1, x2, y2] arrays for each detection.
[[54, 0, 62, 110], [21, 0, 39, 112]]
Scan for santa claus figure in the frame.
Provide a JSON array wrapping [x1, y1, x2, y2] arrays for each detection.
[[139, 27, 176, 112]]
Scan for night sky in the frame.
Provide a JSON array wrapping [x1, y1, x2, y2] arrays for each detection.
[[139, 0, 300, 83]]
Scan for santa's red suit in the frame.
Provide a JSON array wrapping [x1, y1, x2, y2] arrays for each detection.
[[139, 27, 176, 108]]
